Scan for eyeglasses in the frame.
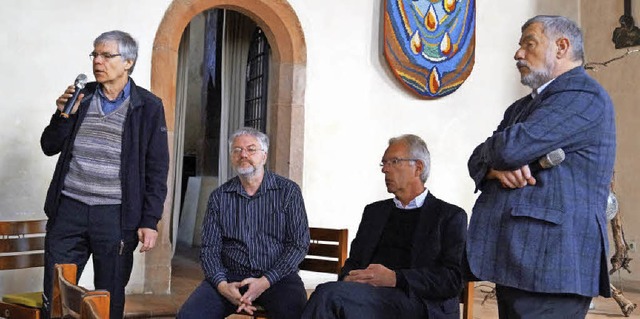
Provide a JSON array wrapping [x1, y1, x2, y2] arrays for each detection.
[[89, 52, 122, 60], [379, 158, 418, 167], [231, 146, 263, 156]]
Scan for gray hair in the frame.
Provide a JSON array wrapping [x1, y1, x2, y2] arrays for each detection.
[[228, 127, 269, 153], [388, 134, 431, 183], [94, 30, 138, 74], [522, 15, 584, 63]]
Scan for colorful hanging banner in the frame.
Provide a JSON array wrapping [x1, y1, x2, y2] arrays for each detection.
[[384, 0, 476, 99]]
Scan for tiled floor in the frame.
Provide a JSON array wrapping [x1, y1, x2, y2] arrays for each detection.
[[124, 246, 640, 318], [123, 245, 201, 318]]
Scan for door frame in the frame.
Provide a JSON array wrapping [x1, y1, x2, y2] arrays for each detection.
[[145, 0, 307, 294]]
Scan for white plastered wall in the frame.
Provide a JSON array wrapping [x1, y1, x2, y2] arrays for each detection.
[[295, 0, 578, 241], [0, 0, 172, 295]]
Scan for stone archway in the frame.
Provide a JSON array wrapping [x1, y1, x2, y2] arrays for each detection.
[[145, 0, 306, 293]]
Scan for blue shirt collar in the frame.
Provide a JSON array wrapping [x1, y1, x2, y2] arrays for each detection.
[[393, 187, 429, 210], [97, 79, 131, 102]]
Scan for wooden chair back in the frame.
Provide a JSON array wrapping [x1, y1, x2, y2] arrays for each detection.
[[0, 220, 47, 270], [0, 219, 47, 319], [53, 263, 82, 318], [52, 264, 110, 319], [299, 228, 349, 275]]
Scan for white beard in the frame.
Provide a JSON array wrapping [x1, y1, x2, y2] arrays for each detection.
[[236, 166, 256, 176], [520, 49, 556, 90], [521, 65, 553, 89]]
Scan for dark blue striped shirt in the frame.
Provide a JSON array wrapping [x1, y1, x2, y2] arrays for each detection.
[[200, 171, 310, 286]]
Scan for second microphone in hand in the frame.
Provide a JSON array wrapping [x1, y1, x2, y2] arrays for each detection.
[[530, 148, 565, 173], [60, 74, 88, 118]]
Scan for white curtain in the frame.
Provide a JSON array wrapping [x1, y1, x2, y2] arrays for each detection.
[[171, 24, 190, 255], [219, 10, 257, 183]]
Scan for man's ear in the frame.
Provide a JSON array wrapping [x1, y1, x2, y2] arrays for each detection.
[[124, 59, 134, 72], [555, 37, 570, 59], [415, 160, 424, 178]]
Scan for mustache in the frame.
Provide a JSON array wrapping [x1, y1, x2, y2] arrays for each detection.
[[516, 61, 529, 68]]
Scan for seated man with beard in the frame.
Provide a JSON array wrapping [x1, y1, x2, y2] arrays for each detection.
[[177, 127, 310, 319]]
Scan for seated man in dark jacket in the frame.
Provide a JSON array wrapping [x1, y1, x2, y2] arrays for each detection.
[[302, 134, 467, 319]]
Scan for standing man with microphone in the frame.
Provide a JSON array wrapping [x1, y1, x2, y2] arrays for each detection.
[[40, 30, 169, 319], [467, 16, 616, 318]]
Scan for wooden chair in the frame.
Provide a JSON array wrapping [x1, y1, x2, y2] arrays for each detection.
[[0, 219, 47, 319], [51, 264, 110, 319], [243, 227, 349, 319]]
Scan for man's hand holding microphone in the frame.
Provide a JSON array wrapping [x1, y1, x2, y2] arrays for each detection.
[[57, 74, 87, 118], [487, 148, 565, 189]]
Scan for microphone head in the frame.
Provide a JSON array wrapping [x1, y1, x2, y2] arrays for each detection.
[[606, 191, 619, 220], [74, 74, 88, 89], [540, 148, 565, 169]]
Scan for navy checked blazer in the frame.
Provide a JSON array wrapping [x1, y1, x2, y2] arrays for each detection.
[[467, 66, 616, 297]]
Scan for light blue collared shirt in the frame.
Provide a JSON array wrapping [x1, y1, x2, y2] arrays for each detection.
[[97, 80, 131, 115], [393, 187, 429, 210]]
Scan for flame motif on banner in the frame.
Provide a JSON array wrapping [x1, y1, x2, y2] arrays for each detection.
[[384, 0, 475, 99]]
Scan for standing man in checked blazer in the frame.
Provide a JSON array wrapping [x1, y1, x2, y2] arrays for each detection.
[[467, 15, 616, 318]]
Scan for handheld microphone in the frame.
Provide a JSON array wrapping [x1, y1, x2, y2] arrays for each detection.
[[61, 74, 88, 118], [529, 148, 565, 173]]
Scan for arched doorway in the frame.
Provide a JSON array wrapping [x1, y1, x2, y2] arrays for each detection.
[[145, 0, 307, 294]]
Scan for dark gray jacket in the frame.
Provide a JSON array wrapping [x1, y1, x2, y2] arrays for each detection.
[[41, 78, 169, 230]]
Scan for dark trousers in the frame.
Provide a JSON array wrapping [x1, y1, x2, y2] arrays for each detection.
[[496, 284, 592, 319], [301, 281, 427, 319], [177, 273, 307, 319], [42, 195, 138, 319]]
